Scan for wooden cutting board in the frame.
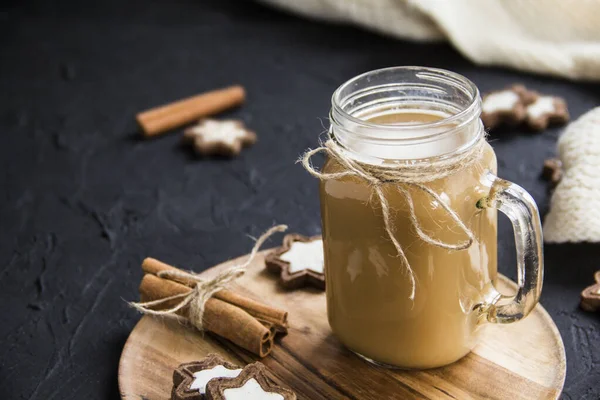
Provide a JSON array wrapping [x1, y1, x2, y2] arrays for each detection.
[[118, 250, 566, 400]]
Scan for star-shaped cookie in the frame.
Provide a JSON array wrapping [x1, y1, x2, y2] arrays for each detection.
[[205, 362, 296, 400], [265, 234, 325, 290], [172, 354, 242, 400], [580, 271, 600, 312], [183, 119, 257, 157], [525, 95, 570, 131], [481, 84, 537, 130]]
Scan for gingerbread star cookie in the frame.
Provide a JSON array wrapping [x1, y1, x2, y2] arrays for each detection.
[[580, 271, 600, 312], [172, 354, 242, 400], [265, 234, 325, 290], [525, 95, 570, 131], [205, 362, 296, 400], [481, 84, 537, 130], [183, 119, 256, 157]]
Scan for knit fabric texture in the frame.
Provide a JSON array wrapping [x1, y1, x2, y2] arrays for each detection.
[[544, 107, 600, 243], [258, 0, 600, 81]]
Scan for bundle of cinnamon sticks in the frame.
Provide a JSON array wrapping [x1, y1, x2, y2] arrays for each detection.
[[138, 258, 288, 357]]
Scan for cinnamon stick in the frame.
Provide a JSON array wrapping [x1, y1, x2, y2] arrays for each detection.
[[141, 257, 288, 332], [142, 257, 195, 285], [136, 85, 245, 137], [213, 290, 288, 333], [139, 274, 273, 357]]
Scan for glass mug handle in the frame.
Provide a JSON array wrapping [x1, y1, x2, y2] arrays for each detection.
[[477, 172, 544, 324]]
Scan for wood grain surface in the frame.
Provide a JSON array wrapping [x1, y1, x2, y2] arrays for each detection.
[[119, 250, 566, 400]]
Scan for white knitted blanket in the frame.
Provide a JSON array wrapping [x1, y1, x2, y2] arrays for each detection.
[[544, 107, 600, 243], [258, 0, 600, 81]]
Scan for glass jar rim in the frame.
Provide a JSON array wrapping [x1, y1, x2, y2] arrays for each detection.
[[329, 66, 484, 161], [330, 66, 481, 140]]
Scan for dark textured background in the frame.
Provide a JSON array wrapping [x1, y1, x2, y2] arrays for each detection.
[[1, 0, 599, 398]]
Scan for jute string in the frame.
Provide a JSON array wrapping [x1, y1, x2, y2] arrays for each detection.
[[301, 137, 485, 299], [129, 225, 287, 330]]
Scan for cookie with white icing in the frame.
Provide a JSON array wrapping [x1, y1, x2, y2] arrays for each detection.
[[183, 119, 257, 157], [172, 354, 242, 400], [205, 362, 296, 400], [525, 95, 570, 131], [265, 234, 325, 290], [481, 84, 537, 130]]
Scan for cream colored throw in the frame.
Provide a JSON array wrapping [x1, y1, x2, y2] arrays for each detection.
[[258, 0, 600, 80], [544, 107, 600, 243]]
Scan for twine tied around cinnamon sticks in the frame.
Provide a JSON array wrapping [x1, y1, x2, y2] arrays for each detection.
[[301, 136, 485, 299], [130, 225, 287, 336]]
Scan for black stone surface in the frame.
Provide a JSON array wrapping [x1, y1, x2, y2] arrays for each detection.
[[1, 1, 599, 399]]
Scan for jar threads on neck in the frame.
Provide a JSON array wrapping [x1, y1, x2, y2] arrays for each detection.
[[330, 67, 483, 162]]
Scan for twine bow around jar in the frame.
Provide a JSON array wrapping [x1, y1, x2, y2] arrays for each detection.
[[301, 136, 485, 299]]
